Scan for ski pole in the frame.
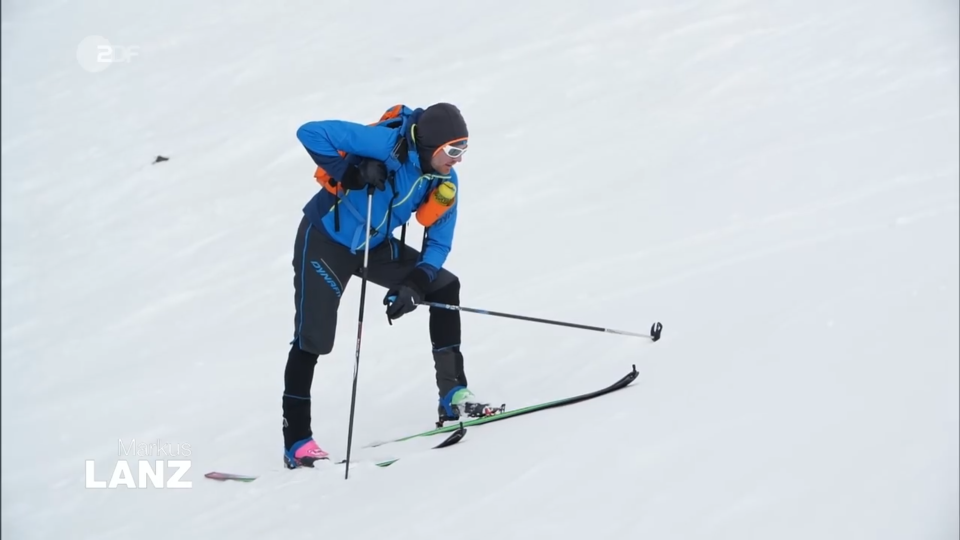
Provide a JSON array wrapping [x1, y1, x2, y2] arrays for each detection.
[[419, 301, 663, 342], [343, 186, 375, 480]]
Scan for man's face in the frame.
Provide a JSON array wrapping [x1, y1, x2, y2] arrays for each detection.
[[429, 139, 467, 175]]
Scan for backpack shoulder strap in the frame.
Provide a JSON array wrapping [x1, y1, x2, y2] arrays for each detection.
[[377, 104, 413, 166]]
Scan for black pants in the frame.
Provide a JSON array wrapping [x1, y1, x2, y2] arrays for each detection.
[[283, 216, 466, 449]]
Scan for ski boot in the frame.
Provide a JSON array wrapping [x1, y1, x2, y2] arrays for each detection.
[[437, 387, 506, 427], [283, 437, 330, 469]]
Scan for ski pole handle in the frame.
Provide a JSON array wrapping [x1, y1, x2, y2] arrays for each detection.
[[418, 301, 663, 342]]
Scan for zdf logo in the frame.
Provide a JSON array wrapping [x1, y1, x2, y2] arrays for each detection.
[[76, 35, 139, 73]]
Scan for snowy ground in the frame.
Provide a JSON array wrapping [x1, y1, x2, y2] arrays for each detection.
[[2, 0, 958, 538]]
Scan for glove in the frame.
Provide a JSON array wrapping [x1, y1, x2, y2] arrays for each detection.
[[383, 267, 433, 321], [340, 158, 387, 191]]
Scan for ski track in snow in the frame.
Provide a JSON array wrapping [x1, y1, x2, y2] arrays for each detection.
[[2, 0, 958, 538]]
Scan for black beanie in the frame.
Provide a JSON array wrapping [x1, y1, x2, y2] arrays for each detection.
[[416, 103, 468, 152]]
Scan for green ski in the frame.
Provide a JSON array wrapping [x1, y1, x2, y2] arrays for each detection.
[[365, 364, 640, 449]]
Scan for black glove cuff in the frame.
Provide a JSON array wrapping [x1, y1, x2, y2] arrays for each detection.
[[404, 267, 433, 297], [337, 164, 363, 190]]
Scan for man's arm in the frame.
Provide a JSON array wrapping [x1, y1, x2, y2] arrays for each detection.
[[382, 174, 461, 320], [296, 120, 395, 180], [416, 175, 459, 279]]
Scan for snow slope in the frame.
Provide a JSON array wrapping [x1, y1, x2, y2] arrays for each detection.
[[2, 0, 958, 538]]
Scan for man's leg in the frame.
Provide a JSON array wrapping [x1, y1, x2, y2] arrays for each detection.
[[425, 275, 467, 390], [363, 241, 468, 412], [284, 217, 358, 453]]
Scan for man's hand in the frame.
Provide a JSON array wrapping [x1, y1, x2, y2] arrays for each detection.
[[383, 267, 432, 320], [341, 158, 387, 191], [383, 284, 421, 320]]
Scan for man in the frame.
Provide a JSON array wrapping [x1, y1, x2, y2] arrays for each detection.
[[282, 103, 494, 469]]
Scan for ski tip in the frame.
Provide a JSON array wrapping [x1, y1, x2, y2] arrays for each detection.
[[621, 365, 640, 385], [432, 423, 468, 449]]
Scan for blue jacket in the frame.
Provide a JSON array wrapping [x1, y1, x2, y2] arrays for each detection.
[[295, 106, 458, 280]]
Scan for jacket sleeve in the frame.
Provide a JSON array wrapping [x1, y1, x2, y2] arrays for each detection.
[[416, 172, 459, 278], [296, 120, 397, 180]]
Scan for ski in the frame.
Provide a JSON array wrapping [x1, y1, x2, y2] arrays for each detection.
[[204, 471, 257, 482], [336, 422, 467, 468], [204, 424, 468, 482], [365, 364, 640, 449], [204, 364, 639, 482]]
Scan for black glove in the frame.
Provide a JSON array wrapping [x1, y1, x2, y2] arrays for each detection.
[[383, 267, 432, 321], [340, 158, 387, 191]]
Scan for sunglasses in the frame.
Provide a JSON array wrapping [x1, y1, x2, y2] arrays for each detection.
[[434, 138, 468, 159]]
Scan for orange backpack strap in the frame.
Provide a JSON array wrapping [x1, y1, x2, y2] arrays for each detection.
[[314, 167, 338, 195], [313, 148, 349, 194]]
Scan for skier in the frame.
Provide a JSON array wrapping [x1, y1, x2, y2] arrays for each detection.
[[282, 103, 495, 468]]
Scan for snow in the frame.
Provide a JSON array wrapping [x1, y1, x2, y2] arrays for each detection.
[[2, 0, 958, 538]]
